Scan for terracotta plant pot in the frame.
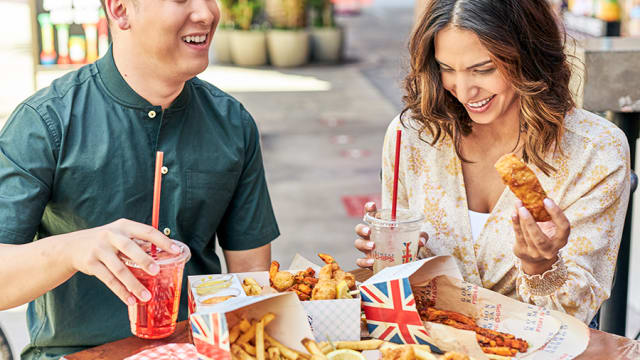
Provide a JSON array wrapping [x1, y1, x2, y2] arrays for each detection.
[[266, 29, 310, 68], [211, 28, 233, 64], [230, 30, 268, 67], [310, 26, 343, 63]]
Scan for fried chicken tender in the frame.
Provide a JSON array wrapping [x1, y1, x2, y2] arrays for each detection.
[[494, 153, 551, 222], [318, 263, 338, 280], [311, 279, 336, 300], [269, 261, 295, 291]]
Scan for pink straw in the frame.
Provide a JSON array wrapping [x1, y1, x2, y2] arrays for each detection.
[[391, 130, 402, 221], [151, 151, 164, 255]]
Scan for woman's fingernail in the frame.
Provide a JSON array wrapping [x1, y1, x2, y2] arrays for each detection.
[[365, 202, 374, 208], [366, 259, 374, 265], [366, 241, 374, 249], [149, 263, 159, 275], [543, 198, 553, 208], [141, 290, 151, 302], [127, 296, 137, 306], [363, 226, 370, 235], [518, 207, 530, 218]]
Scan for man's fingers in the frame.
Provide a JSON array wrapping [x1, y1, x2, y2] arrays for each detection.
[[356, 257, 374, 269], [91, 262, 137, 306], [354, 238, 374, 253], [113, 219, 178, 254], [364, 202, 377, 213], [110, 234, 159, 276], [99, 250, 151, 302], [354, 223, 371, 240], [543, 198, 571, 239]]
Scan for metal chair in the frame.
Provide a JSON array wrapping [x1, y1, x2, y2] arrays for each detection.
[[599, 171, 638, 335]]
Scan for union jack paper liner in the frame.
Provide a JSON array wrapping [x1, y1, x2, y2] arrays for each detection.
[[189, 292, 314, 360], [360, 256, 590, 360]]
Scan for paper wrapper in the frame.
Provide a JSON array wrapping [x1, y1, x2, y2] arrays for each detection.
[[361, 256, 589, 360], [413, 275, 561, 359]]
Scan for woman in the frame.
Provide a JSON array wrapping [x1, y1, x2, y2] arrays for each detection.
[[354, 0, 630, 325]]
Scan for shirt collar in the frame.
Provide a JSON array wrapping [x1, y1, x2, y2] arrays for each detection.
[[96, 46, 190, 111]]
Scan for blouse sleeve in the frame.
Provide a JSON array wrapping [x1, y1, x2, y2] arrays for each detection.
[[515, 125, 631, 324]]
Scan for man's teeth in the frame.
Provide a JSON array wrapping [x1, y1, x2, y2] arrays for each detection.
[[468, 96, 493, 108], [183, 35, 207, 44]]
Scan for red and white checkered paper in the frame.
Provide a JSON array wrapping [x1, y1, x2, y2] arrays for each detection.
[[124, 343, 198, 360]]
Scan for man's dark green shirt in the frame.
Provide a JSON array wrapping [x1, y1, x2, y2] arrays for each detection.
[[0, 48, 279, 359]]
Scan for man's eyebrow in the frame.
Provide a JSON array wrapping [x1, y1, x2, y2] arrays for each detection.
[[435, 59, 493, 69]]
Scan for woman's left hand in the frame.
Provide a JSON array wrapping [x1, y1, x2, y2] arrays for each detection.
[[511, 198, 570, 275]]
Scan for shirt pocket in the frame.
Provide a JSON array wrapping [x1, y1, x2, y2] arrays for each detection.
[[185, 169, 240, 247]]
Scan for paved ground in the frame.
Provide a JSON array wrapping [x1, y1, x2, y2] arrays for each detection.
[[1, 0, 639, 358]]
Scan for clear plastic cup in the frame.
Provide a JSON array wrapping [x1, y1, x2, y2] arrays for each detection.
[[364, 208, 425, 273], [121, 240, 191, 339]]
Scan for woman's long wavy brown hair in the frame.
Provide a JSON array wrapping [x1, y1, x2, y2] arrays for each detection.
[[401, 0, 575, 175]]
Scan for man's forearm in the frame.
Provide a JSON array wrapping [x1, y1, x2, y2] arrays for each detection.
[[0, 237, 75, 310], [223, 243, 271, 273]]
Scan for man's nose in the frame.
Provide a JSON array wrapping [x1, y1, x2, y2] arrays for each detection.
[[190, 0, 217, 26]]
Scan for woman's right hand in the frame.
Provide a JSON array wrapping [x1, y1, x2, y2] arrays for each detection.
[[354, 202, 429, 269], [62, 218, 180, 305]]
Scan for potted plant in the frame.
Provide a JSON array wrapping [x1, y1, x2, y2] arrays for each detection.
[[211, 0, 236, 64], [309, 0, 343, 63], [265, 0, 310, 67], [229, 0, 268, 66]]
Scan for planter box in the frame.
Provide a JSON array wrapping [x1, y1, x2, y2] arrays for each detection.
[[230, 30, 267, 67], [310, 26, 343, 63], [211, 28, 233, 64], [267, 29, 310, 67]]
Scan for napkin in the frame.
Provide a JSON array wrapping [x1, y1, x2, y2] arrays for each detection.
[[124, 343, 198, 360]]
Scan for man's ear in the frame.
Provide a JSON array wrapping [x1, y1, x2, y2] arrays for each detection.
[[105, 0, 131, 30]]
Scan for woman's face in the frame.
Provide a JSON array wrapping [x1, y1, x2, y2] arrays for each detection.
[[434, 25, 519, 126]]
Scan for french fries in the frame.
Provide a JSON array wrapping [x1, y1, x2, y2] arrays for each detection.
[[226, 313, 504, 360], [414, 301, 529, 357], [230, 313, 312, 360]]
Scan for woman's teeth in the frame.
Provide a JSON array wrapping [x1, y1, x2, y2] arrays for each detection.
[[468, 96, 494, 108], [183, 35, 207, 44]]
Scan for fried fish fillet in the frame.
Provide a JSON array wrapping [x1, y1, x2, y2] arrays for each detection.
[[494, 153, 551, 222]]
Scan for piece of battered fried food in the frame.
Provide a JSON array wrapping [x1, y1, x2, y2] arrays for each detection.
[[311, 279, 336, 300], [333, 269, 356, 290], [494, 153, 551, 222], [269, 261, 295, 291]]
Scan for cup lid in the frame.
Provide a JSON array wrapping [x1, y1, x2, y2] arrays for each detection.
[[363, 208, 425, 227], [120, 239, 191, 268]]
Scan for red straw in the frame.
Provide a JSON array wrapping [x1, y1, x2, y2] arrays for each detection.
[[151, 151, 164, 255], [391, 130, 402, 221]]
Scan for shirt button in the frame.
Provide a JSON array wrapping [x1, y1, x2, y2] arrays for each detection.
[[163, 227, 171, 236], [161, 166, 168, 175], [148, 110, 156, 119]]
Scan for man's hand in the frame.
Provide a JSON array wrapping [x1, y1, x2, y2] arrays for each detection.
[[63, 218, 178, 305], [354, 202, 428, 269], [511, 199, 570, 275]]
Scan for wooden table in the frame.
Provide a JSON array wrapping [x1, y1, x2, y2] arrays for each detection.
[[64, 269, 640, 359]]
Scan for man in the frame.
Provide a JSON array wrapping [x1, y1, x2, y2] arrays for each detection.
[[0, 0, 279, 358]]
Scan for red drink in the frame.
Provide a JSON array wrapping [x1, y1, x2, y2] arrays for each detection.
[[122, 240, 191, 339]]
